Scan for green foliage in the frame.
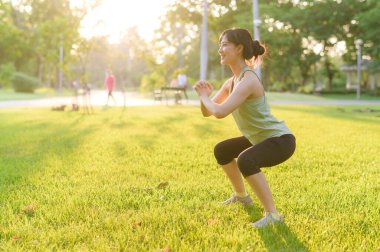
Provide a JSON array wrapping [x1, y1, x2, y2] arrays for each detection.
[[268, 82, 289, 92], [332, 75, 346, 89], [11, 72, 40, 93], [0, 63, 16, 88], [2, 0, 380, 93], [140, 71, 165, 92], [355, 0, 380, 59], [297, 83, 314, 94], [0, 3, 26, 66], [319, 89, 356, 95], [157, 0, 379, 93], [0, 0, 92, 85], [368, 60, 380, 74]]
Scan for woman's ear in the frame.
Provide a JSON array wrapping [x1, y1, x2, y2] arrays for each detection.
[[236, 44, 244, 56]]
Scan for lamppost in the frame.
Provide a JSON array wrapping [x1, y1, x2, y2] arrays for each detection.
[[176, 22, 183, 69], [200, 0, 208, 80], [354, 39, 363, 100], [252, 0, 262, 80], [58, 33, 63, 93]]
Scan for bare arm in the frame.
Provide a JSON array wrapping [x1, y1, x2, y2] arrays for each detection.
[[199, 72, 263, 119], [198, 78, 232, 117]]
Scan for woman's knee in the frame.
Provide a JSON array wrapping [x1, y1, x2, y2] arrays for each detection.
[[214, 141, 232, 165], [237, 154, 261, 177]]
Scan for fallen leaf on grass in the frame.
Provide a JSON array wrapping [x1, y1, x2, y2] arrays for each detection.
[[17, 204, 37, 218], [12, 235, 20, 241], [163, 244, 170, 252], [207, 219, 218, 225], [156, 182, 169, 189], [23, 204, 37, 216], [131, 221, 142, 229], [143, 182, 169, 191]]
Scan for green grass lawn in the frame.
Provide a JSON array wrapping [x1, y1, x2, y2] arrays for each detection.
[[0, 105, 379, 251], [0, 88, 72, 101]]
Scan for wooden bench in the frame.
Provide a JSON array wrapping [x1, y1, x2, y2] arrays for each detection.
[[153, 90, 163, 102]]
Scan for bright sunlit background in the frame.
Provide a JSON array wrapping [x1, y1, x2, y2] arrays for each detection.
[[75, 0, 175, 43]]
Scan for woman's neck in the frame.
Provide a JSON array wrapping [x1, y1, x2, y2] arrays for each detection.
[[229, 60, 248, 79]]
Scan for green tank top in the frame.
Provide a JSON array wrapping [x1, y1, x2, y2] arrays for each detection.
[[230, 66, 292, 145]]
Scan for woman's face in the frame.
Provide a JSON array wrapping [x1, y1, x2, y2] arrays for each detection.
[[218, 35, 242, 65]]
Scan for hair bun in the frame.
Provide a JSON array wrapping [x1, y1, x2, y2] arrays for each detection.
[[252, 40, 265, 56]]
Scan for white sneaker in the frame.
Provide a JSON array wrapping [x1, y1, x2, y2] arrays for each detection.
[[221, 194, 253, 206], [252, 212, 283, 228]]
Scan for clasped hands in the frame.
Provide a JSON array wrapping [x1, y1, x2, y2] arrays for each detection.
[[193, 80, 214, 97]]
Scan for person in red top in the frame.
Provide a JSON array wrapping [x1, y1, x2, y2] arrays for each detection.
[[104, 69, 117, 106]]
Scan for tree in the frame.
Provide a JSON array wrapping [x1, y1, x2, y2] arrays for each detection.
[[0, 1, 28, 67], [355, 0, 380, 72], [0, 0, 98, 89]]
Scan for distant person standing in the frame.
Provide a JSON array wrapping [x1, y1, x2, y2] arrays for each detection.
[[177, 73, 188, 89], [104, 69, 117, 106], [177, 72, 189, 101]]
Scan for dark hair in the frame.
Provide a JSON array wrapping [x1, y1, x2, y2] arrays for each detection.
[[219, 28, 265, 62]]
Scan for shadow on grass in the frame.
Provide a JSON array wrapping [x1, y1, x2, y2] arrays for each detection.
[[0, 114, 94, 199], [243, 205, 309, 251], [192, 121, 221, 137], [110, 120, 135, 129], [148, 113, 189, 136]]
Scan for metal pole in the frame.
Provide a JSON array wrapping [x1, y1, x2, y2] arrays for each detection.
[[355, 39, 362, 100], [200, 0, 208, 80], [177, 23, 183, 69], [252, 0, 261, 80], [58, 34, 63, 93]]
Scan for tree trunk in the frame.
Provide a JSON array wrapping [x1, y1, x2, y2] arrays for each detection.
[[37, 56, 43, 83], [47, 63, 52, 88], [324, 57, 334, 90], [312, 64, 317, 91]]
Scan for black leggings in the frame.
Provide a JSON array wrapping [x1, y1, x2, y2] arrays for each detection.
[[214, 134, 296, 177]]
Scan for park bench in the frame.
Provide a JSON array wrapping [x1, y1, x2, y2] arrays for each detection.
[[153, 89, 163, 102], [160, 86, 188, 104]]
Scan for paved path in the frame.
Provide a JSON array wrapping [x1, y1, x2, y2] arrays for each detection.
[[0, 91, 199, 108], [1, 90, 380, 108]]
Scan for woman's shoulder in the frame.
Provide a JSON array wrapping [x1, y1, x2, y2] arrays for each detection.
[[240, 70, 261, 86], [239, 71, 264, 97]]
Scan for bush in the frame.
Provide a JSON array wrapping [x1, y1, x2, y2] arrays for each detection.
[[0, 63, 16, 89], [319, 88, 356, 95], [140, 72, 165, 92], [12, 72, 40, 93], [297, 83, 314, 94], [268, 81, 289, 92], [332, 75, 346, 88]]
